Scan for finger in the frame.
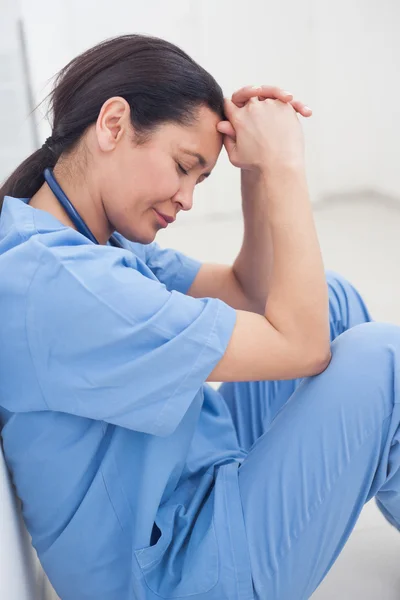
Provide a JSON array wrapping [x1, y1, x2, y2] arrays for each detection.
[[223, 97, 240, 123], [232, 85, 293, 107], [217, 120, 236, 139], [290, 99, 313, 117], [258, 85, 293, 102], [231, 85, 262, 107]]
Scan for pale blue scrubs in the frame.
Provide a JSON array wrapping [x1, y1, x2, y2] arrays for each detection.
[[0, 196, 400, 600]]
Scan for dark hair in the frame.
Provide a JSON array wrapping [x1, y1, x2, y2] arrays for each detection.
[[0, 34, 225, 211]]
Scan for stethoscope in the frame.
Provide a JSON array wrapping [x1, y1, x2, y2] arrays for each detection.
[[43, 168, 123, 248]]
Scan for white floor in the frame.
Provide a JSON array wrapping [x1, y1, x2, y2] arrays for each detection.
[[157, 191, 400, 599]]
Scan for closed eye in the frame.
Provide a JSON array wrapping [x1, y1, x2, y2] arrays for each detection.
[[177, 163, 189, 176]]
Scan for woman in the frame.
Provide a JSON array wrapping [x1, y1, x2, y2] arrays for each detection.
[[0, 34, 399, 600]]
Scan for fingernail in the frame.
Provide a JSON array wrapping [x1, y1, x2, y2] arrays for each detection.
[[304, 105, 312, 111], [251, 85, 261, 90], [283, 90, 293, 96]]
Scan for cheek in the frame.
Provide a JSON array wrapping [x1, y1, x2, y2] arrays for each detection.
[[107, 152, 180, 217], [140, 162, 180, 204], [156, 172, 180, 198]]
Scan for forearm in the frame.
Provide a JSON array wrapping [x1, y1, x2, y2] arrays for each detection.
[[262, 163, 329, 353], [232, 169, 274, 314]]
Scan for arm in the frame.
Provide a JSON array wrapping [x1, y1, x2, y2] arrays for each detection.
[[232, 169, 273, 313], [187, 170, 273, 314], [208, 163, 330, 381], [206, 96, 330, 382], [188, 86, 313, 315]]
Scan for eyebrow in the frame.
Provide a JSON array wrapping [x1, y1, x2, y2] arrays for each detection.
[[183, 151, 211, 178]]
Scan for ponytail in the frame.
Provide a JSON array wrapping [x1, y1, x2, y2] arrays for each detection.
[[0, 139, 58, 211]]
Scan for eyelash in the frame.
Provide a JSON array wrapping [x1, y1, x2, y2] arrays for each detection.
[[176, 162, 205, 185], [177, 163, 189, 176]]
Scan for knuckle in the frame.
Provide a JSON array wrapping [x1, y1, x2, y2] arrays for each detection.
[[247, 97, 259, 111], [234, 111, 244, 124]]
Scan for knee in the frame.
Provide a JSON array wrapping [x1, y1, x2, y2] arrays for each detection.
[[334, 321, 400, 348], [307, 322, 400, 420], [329, 322, 400, 378]]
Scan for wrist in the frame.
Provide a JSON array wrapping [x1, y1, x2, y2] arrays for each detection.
[[241, 161, 308, 201], [257, 161, 309, 206], [257, 158, 306, 177]]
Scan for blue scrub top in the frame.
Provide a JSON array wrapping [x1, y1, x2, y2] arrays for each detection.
[[0, 197, 254, 600]]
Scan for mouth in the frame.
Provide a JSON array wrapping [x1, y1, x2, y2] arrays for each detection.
[[153, 209, 175, 228]]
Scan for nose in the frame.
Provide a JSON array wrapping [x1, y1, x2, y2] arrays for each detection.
[[173, 188, 194, 212]]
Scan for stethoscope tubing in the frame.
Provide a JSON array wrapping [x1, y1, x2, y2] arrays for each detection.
[[43, 168, 122, 248]]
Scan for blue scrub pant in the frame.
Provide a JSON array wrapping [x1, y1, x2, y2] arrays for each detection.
[[220, 272, 400, 600]]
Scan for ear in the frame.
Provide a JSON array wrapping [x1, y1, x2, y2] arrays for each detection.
[[95, 97, 131, 152]]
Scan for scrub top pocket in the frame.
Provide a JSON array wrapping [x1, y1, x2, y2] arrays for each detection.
[[134, 501, 219, 598]]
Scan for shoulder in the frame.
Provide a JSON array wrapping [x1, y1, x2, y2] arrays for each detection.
[[30, 231, 155, 283], [111, 233, 148, 262]]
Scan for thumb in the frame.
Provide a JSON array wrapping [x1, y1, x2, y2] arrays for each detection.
[[223, 97, 240, 124], [216, 120, 236, 140], [222, 134, 236, 158]]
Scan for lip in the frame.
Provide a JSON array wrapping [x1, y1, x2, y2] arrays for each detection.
[[153, 209, 175, 227]]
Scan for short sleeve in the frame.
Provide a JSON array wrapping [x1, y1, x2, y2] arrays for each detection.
[[27, 244, 236, 437], [144, 242, 202, 293], [117, 237, 202, 294]]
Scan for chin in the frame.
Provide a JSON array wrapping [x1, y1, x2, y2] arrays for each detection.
[[137, 231, 157, 245], [117, 227, 156, 246]]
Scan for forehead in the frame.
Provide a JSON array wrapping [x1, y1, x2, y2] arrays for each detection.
[[162, 106, 223, 167]]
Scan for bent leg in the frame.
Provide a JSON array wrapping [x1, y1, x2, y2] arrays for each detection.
[[237, 322, 400, 600], [220, 271, 372, 452]]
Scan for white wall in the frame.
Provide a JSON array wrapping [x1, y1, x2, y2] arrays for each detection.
[[16, 0, 400, 217], [312, 0, 400, 198], [0, 0, 35, 183]]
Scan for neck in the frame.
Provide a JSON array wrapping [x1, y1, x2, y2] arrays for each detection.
[[29, 164, 112, 244]]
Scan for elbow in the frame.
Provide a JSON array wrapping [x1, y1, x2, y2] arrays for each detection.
[[305, 344, 332, 376], [312, 351, 332, 375]]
